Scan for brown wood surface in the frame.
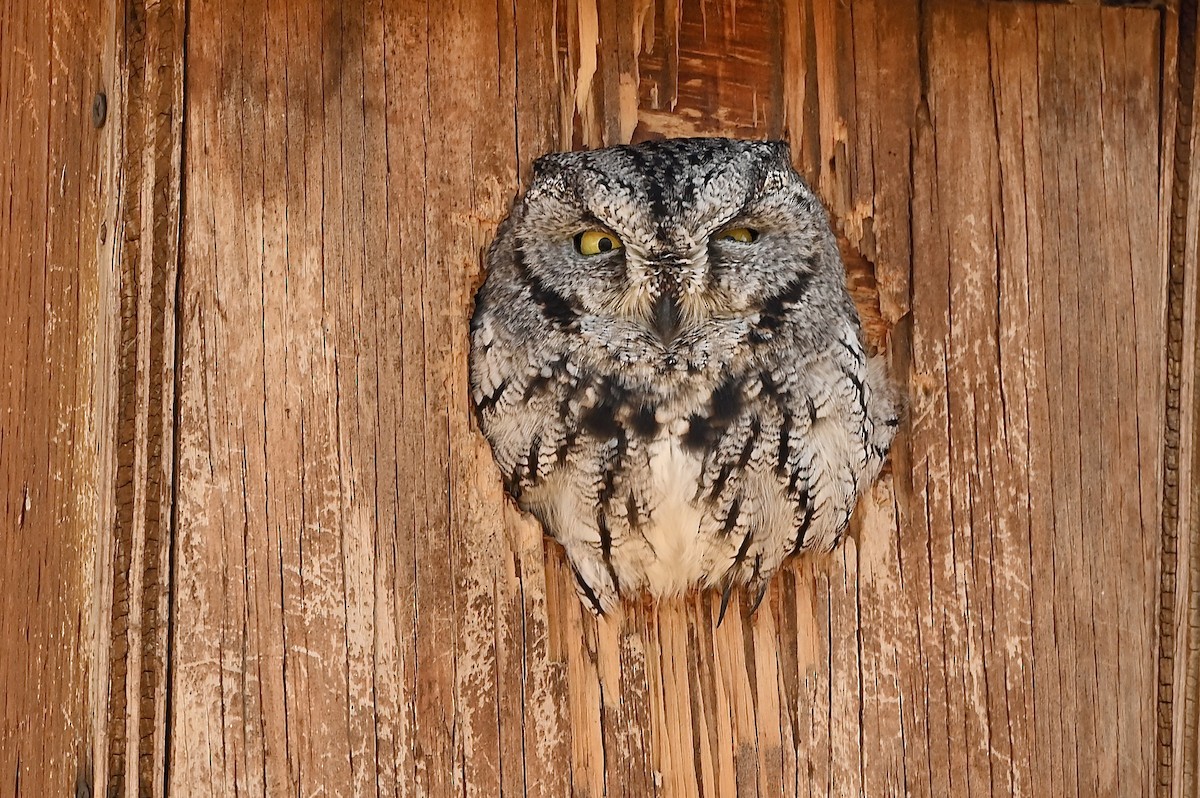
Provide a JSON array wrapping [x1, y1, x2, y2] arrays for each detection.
[[98, 2, 187, 796], [0, 0, 186, 795], [0, 0, 112, 794], [1165, 2, 1200, 797], [3, 1, 1198, 797]]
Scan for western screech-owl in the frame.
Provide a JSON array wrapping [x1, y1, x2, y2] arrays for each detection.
[[470, 138, 899, 617]]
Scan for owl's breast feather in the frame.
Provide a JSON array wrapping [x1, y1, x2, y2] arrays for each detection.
[[636, 427, 708, 596]]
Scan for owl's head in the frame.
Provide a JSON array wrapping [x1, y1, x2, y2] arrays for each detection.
[[491, 138, 846, 381]]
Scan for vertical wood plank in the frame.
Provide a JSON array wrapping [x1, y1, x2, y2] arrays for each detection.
[[0, 0, 101, 790], [97, 1, 186, 796], [908, 4, 1164, 797], [551, 1, 1168, 795], [1163, 1, 1200, 797], [170, 0, 565, 794], [0, 0, 172, 796]]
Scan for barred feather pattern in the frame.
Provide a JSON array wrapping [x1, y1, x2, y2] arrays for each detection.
[[470, 138, 899, 614]]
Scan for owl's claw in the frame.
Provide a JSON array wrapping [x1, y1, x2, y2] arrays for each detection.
[[567, 551, 620, 615], [569, 563, 607, 615], [717, 579, 736, 626], [748, 581, 770, 615]]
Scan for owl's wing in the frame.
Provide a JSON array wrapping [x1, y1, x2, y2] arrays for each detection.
[[473, 306, 630, 613], [698, 322, 899, 612]]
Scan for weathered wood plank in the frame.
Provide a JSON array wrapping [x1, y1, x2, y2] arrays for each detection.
[[0, 0, 105, 792], [170, 0, 551, 794], [162, 0, 1173, 795], [0, 0, 182, 795], [1163, 2, 1200, 797], [96, 2, 186, 796]]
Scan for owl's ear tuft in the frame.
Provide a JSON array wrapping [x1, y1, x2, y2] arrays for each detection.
[[531, 153, 569, 184], [763, 140, 794, 164]]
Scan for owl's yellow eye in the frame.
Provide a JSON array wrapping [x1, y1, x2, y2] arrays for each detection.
[[575, 230, 623, 256], [716, 227, 759, 243]]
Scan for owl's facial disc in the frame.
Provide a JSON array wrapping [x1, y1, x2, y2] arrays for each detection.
[[517, 138, 828, 367], [616, 245, 712, 346]]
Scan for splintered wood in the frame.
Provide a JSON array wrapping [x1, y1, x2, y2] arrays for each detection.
[[1, 0, 1191, 797]]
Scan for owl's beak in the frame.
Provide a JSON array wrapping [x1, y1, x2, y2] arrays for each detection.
[[651, 292, 682, 345]]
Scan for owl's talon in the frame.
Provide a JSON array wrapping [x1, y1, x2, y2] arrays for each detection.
[[569, 563, 608, 616], [748, 581, 770, 615], [717, 579, 736, 627]]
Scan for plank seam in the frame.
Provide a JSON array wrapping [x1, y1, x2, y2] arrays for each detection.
[[1159, 0, 1197, 795], [102, 0, 186, 794]]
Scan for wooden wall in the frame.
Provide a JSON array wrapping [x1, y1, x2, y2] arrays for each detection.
[[2, 1, 1199, 796]]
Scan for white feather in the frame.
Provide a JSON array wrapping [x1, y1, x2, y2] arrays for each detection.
[[637, 431, 707, 596]]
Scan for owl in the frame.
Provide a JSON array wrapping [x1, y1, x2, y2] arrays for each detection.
[[470, 138, 899, 617]]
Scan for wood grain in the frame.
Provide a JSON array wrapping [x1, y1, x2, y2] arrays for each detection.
[[1163, 2, 1200, 797], [0, 1, 185, 796], [170, 0, 563, 793], [0, 0, 113, 795], [169, 0, 1174, 794], [910, 7, 1163, 796], [96, 3, 186, 797], [1, 0, 1187, 796]]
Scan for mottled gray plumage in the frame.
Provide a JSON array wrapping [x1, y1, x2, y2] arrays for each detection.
[[470, 138, 898, 615]]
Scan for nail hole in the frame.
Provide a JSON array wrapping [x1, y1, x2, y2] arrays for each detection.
[[92, 92, 107, 128]]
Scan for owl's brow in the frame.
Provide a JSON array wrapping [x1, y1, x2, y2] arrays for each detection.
[[722, 158, 783, 224], [574, 209, 609, 232], [573, 163, 623, 193], [568, 164, 643, 229]]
